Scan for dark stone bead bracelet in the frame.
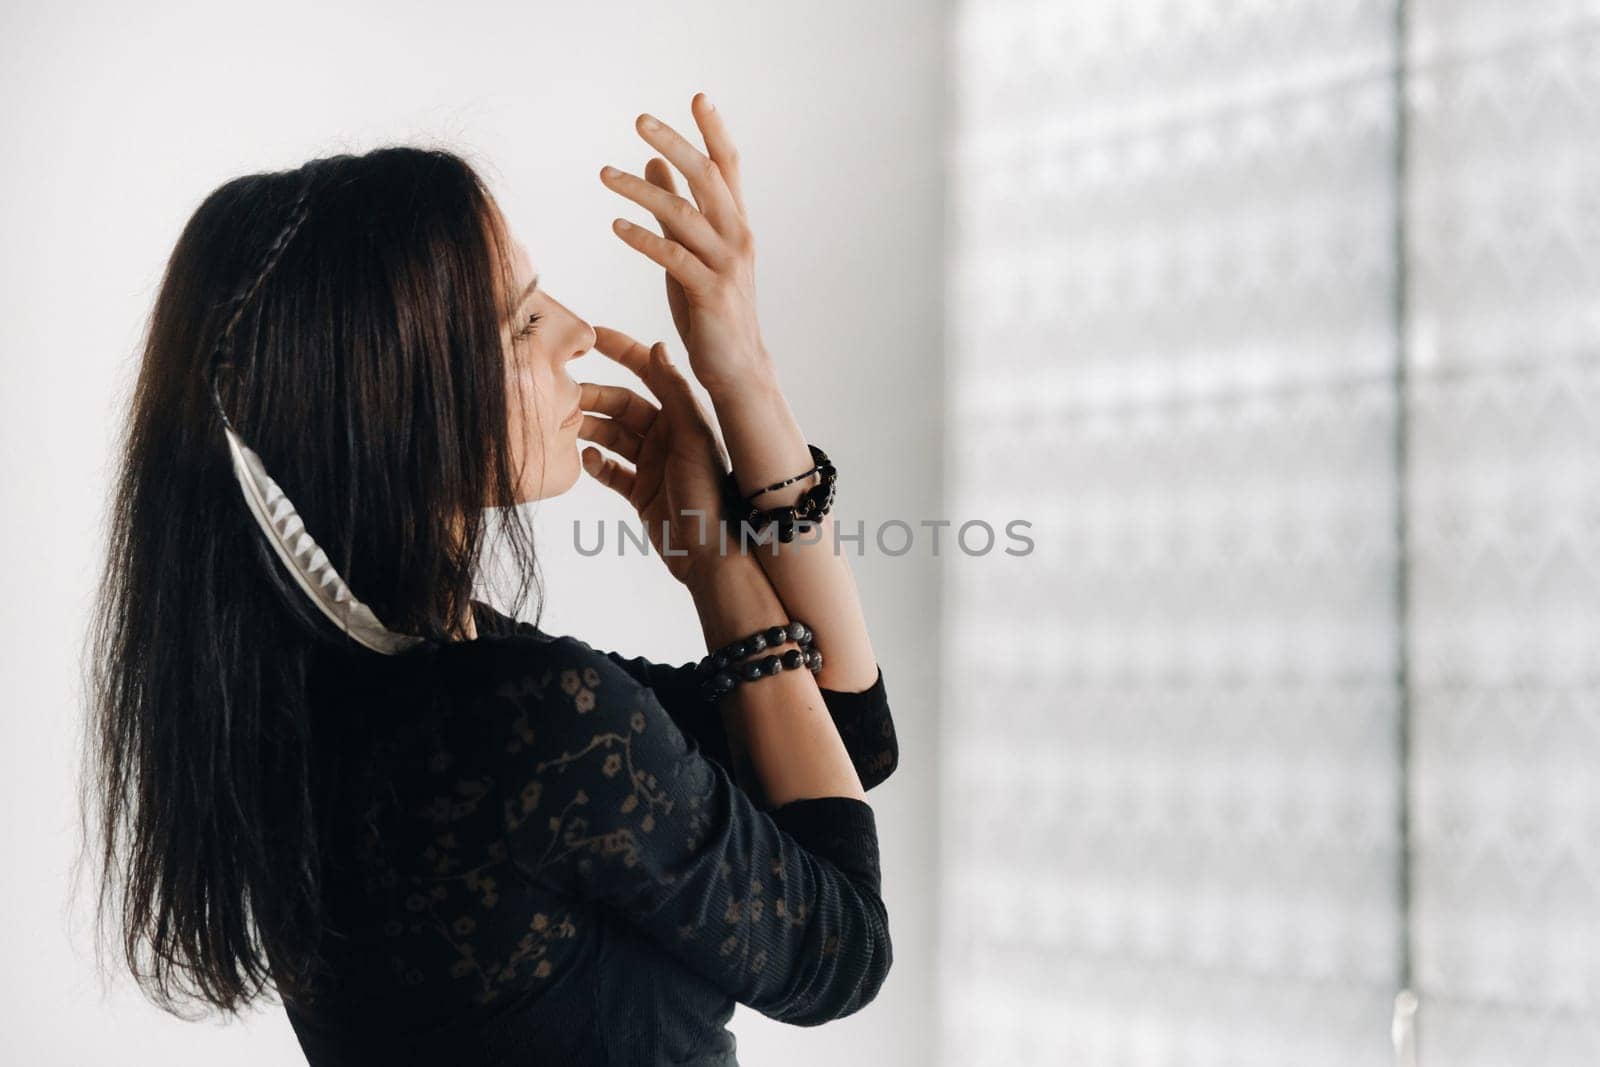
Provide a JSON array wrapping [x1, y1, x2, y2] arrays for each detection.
[[699, 645, 824, 704], [720, 444, 837, 545], [696, 619, 812, 679]]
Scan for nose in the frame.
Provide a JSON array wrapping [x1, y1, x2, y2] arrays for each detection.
[[570, 317, 596, 361], [545, 293, 595, 361]]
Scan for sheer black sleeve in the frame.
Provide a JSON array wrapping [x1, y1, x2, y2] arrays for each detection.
[[490, 635, 894, 1026]]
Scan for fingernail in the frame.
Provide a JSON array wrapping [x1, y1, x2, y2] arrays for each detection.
[[613, 218, 632, 232], [700, 95, 715, 112], [600, 165, 619, 179], [639, 114, 661, 131]]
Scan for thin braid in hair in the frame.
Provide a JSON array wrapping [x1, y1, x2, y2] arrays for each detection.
[[207, 169, 319, 431], [203, 162, 429, 655]]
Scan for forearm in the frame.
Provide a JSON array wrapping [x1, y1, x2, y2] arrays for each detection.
[[687, 555, 866, 807], [707, 359, 879, 692]]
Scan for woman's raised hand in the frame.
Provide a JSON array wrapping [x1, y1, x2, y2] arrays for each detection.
[[599, 93, 768, 397], [578, 326, 733, 588]]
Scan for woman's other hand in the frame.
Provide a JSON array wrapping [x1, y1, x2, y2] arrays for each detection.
[[599, 93, 769, 398], [578, 326, 732, 587]]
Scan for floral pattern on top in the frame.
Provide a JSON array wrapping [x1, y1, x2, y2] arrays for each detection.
[[485, 634, 893, 1025]]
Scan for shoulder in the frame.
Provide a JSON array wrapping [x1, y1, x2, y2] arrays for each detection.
[[463, 632, 682, 753], [464, 605, 638, 695], [466, 634, 712, 858]]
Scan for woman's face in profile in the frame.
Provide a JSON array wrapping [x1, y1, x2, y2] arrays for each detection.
[[500, 231, 595, 503]]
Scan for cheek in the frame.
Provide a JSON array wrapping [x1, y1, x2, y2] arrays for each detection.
[[530, 365, 567, 438], [505, 362, 568, 460], [504, 363, 522, 426], [504, 368, 533, 467]]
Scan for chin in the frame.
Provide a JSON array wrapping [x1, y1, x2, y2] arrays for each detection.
[[552, 455, 582, 496], [518, 443, 582, 502]]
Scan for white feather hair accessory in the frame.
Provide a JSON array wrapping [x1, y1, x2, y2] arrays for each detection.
[[222, 423, 426, 655]]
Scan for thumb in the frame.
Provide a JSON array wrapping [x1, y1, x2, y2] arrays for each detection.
[[647, 341, 693, 402]]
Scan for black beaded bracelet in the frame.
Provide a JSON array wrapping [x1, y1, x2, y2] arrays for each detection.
[[699, 644, 823, 703], [696, 619, 813, 678], [721, 444, 837, 545], [696, 619, 823, 703]]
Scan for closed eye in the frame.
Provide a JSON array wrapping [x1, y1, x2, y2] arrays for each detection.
[[513, 312, 543, 342]]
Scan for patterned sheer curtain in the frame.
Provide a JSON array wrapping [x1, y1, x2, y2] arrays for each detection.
[[1406, 2, 1599, 1063], [940, 2, 1598, 1065]]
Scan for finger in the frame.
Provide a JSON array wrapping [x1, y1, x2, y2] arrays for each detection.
[[690, 92, 747, 218], [581, 447, 636, 499], [634, 111, 742, 236], [644, 159, 695, 339], [591, 326, 674, 404], [610, 217, 718, 295], [591, 328, 691, 411], [600, 165, 731, 267], [576, 412, 643, 463], [591, 325, 654, 378], [644, 157, 681, 236], [578, 381, 660, 437], [643, 340, 697, 406]]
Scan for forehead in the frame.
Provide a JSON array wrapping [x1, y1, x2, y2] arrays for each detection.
[[510, 237, 534, 283]]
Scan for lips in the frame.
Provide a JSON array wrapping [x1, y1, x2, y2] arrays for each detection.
[[560, 400, 583, 427]]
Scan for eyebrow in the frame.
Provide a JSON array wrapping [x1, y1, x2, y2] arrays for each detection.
[[508, 273, 540, 324]]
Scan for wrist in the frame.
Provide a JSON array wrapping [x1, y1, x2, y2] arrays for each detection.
[[685, 555, 785, 650], [684, 550, 762, 600], [703, 352, 780, 407]]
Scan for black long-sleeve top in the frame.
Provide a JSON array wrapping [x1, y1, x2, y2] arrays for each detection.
[[283, 599, 899, 1066]]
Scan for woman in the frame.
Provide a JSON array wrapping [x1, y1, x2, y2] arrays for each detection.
[[80, 93, 898, 1065]]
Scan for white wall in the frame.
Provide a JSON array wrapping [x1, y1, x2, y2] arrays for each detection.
[[0, 2, 943, 1063]]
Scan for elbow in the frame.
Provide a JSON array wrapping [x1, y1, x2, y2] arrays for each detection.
[[859, 698, 899, 791], [861, 734, 899, 791], [773, 893, 894, 1027], [846, 898, 894, 1017]]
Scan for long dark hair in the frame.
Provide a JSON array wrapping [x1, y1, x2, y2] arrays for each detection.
[[76, 146, 547, 1018]]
